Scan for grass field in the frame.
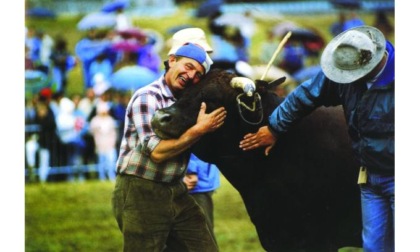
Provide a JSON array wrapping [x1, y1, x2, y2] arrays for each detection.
[[24, 4, 392, 251], [25, 176, 362, 252], [25, 176, 265, 252]]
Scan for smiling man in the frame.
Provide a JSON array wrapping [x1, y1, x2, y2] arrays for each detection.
[[112, 42, 226, 251]]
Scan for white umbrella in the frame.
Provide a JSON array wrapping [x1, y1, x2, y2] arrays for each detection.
[[272, 21, 299, 37], [213, 13, 256, 38]]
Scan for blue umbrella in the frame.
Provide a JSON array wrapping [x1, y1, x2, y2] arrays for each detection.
[[329, 0, 361, 9], [26, 7, 57, 18], [110, 65, 158, 92], [25, 70, 51, 95], [75, 38, 112, 62], [77, 12, 116, 31], [195, 0, 224, 18], [102, 0, 130, 13]]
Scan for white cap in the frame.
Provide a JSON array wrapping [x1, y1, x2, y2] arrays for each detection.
[[168, 27, 213, 55]]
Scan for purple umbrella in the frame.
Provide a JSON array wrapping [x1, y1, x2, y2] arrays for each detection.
[[111, 40, 143, 52], [117, 28, 147, 40], [110, 65, 158, 92]]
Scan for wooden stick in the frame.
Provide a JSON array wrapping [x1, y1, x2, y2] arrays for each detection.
[[260, 31, 292, 81]]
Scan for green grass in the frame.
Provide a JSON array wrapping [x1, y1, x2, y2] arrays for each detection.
[[25, 176, 264, 252], [25, 176, 362, 252]]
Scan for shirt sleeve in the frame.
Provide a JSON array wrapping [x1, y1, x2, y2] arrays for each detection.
[[129, 91, 162, 156], [268, 71, 340, 135]]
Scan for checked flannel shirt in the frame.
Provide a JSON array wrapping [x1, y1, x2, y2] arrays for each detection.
[[116, 76, 191, 183]]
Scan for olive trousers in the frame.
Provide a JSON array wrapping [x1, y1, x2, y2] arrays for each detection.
[[112, 174, 218, 252]]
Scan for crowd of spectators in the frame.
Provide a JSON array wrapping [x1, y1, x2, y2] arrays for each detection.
[[25, 84, 132, 183], [24, 17, 162, 183]]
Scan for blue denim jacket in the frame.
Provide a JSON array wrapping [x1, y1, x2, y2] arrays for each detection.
[[268, 41, 395, 174]]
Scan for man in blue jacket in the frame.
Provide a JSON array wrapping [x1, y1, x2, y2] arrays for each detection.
[[240, 26, 394, 252]]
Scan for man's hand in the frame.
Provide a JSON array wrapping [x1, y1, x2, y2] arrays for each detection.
[[183, 173, 198, 191], [151, 103, 226, 163], [195, 102, 227, 134], [239, 126, 277, 156]]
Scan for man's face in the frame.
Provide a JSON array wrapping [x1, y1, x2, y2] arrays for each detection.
[[165, 56, 205, 96]]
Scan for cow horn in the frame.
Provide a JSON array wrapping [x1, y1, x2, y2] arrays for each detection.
[[230, 77, 256, 97]]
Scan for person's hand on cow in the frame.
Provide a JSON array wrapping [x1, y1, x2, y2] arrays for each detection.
[[195, 102, 227, 134], [183, 173, 198, 191], [240, 126, 277, 156]]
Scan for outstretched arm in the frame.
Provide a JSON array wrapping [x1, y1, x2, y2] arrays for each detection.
[[240, 71, 338, 155]]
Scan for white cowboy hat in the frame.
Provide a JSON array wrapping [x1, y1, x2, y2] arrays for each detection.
[[167, 27, 213, 55], [320, 25, 386, 84]]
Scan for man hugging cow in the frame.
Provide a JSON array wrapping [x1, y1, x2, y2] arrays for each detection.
[[112, 25, 394, 252]]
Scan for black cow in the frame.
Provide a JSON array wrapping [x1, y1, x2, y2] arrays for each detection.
[[151, 69, 362, 251]]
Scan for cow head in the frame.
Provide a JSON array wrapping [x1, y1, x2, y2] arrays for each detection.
[[151, 69, 285, 160]]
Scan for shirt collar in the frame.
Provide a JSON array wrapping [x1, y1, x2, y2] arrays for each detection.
[[159, 76, 176, 100]]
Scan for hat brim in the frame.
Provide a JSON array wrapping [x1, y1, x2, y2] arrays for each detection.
[[320, 26, 386, 84]]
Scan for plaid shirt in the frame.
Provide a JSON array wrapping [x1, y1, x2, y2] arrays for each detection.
[[116, 76, 190, 183]]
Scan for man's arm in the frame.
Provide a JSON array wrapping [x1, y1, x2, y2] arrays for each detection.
[[240, 71, 338, 155], [151, 102, 226, 163]]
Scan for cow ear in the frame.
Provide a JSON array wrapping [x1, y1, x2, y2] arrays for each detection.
[[268, 77, 287, 89], [255, 79, 268, 92]]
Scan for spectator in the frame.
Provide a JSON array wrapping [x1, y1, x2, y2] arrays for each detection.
[[115, 6, 132, 31], [330, 11, 365, 37], [89, 102, 118, 181], [50, 36, 76, 93], [39, 29, 55, 74], [278, 40, 307, 75], [344, 11, 365, 30], [75, 29, 112, 89], [25, 45, 35, 70], [34, 89, 59, 182], [77, 88, 97, 119], [77, 88, 98, 166], [88, 51, 113, 86], [25, 27, 42, 70], [330, 12, 347, 37], [71, 93, 90, 181], [55, 97, 85, 181], [110, 90, 131, 155], [373, 10, 394, 40]]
